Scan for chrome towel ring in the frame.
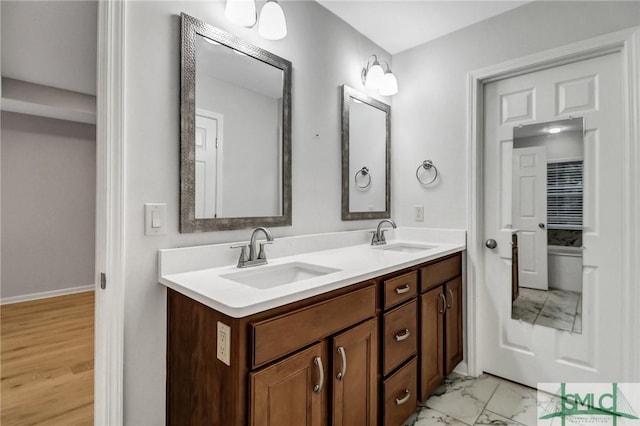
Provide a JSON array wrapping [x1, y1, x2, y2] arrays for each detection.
[[416, 160, 438, 185], [355, 166, 372, 189]]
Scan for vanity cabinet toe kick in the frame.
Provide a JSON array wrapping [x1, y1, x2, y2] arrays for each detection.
[[166, 251, 464, 426]]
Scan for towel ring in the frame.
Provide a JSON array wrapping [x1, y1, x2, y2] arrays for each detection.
[[355, 167, 372, 189], [416, 160, 438, 185]]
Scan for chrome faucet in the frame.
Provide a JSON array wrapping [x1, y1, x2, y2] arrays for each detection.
[[371, 219, 397, 246], [231, 227, 274, 268]]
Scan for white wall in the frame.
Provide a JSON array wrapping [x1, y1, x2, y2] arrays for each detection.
[[516, 131, 584, 162], [391, 1, 640, 230], [123, 2, 391, 423], [0, 1, 97, 95], [1, 112, 96, 299]]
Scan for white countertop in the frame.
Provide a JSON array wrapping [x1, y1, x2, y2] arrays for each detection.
[[159, 228, 465, 318]]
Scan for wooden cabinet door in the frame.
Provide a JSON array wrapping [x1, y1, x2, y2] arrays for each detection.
[[444, 277, 463, 375], [419, 286, 444, 401], [250, 342, 328, 426], [332, 319, 378, 426]]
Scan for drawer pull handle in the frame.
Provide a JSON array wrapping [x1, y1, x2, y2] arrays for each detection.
[[446, 289, 454, 309], [337, 346, 347, 381], [395, 389, 411, 405], [439, 293, 446, 314], [394, 328, 411, 342], [313, 357, 324, 394], [395, 284, 411, 294]]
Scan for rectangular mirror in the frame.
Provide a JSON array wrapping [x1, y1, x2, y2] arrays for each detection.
[[341, 85, 390, 220], [511, 117, 584, 333], [180, 13, 291, 232]]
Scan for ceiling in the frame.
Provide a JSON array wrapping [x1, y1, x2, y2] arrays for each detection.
[[315, 0, 531, 55]]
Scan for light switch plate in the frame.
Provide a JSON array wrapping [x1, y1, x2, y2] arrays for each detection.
[[144, 203, 167, 235], [414, 205, 424, 222]]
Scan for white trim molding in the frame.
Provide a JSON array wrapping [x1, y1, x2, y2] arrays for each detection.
[[0, 285, 94, 305], [466, 27, 640, 380], [95, 0, 125, 424]]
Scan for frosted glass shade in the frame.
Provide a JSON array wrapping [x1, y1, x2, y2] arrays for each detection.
[[379, 72, 399, 96], [364, 63, 384, 89], [258, 1, 287, 40], [225, 0, 257, 27]]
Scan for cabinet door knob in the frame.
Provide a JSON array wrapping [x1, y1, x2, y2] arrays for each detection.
[[485, 239, 497, 249], [394, 328, 411, 342], [313, 357, 324, 394], [395, 284, 411, 294], [336, 346, 347, 381], [395, 389, 411, 405]]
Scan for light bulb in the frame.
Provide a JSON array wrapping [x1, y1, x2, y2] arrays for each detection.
[[225, 0, 257, 28], [365, 63, 384, 89], [379, 72, 398, 96], [258, 0, 287, 40], [547, 127, 563, 134]]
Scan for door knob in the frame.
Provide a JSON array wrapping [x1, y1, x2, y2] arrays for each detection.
[[539, 223, 545, 229], [485, 239, 497, 249]]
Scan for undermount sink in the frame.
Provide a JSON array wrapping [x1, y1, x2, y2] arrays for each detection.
[[376, 242, 438, 253], [221, 262, 341, 290]]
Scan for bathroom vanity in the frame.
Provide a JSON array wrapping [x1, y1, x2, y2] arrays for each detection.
[[160, 229, 465, 426]]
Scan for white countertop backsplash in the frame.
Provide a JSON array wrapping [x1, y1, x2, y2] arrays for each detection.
[[158, 227, 466, 318]]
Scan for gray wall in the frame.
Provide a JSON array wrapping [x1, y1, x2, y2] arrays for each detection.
[[122, 2, 391, 423], [1, 112, 96, 299], [391, 1, 640, 230]]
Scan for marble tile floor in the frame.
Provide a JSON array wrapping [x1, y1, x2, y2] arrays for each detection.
[[511, 288, 582, 333], [405, 373, 543, 426]]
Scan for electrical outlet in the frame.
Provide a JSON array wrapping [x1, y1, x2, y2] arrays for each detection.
[[217, 321, 231, 366], [414, 205, 425, 222]]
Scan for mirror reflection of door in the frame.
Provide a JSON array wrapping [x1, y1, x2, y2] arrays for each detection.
[[195, 110, 223, 218], [512, 145, 548, 290], [511, 118, 584, 334]]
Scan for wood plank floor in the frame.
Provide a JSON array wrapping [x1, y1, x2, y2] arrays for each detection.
[[1, 291, 94, 425]]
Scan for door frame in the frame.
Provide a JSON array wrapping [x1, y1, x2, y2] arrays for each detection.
[[466, 27, 640, 380], [95, 0, 125, 424], [195, 108, 224, 217]]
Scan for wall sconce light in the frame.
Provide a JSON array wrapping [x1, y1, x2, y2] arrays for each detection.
[[225, 0, 287, 41], [362, 54, 398, 96]]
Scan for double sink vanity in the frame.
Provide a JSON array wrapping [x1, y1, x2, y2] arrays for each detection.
[[168, 13, 466, 426], [159, 226, 465, 425]]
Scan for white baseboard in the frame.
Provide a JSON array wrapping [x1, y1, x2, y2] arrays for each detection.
[[1, 284, 94, 305], [453, 361, 470, 377]]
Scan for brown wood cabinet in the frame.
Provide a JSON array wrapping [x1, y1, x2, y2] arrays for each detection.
[[444, 277, 463, 375], [332, 319, 378, 426], [251, 342, 328, 426], [166, 250, 464, 426], [419, 286, 444, 401], [418, 253, 463, 401]]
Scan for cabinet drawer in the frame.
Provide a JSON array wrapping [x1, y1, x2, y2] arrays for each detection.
[[383, 271, 418, 309], [420, 253, 461, 292], [251, 285, 376, 368], [383, 299, 417, 375], [383, 357, 417, 426]]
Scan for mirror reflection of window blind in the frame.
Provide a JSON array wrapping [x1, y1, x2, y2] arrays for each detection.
[[547, 161, 583, 229]]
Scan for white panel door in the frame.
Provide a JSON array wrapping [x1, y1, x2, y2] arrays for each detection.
[[512, 146, 548, 290], [482, 52, 624, 386], [194, 111, 223, 218]]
